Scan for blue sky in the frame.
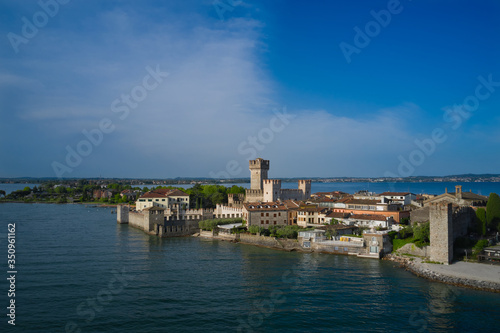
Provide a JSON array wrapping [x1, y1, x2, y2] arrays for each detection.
[[1, 0, 499, 178]]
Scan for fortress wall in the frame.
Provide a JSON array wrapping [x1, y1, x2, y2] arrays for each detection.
[[279, 189, 303, 201], [117, 205, 129, 224], [410, 206, 430, 224], [129, 211, 150, 233], [452, 207, 475, 239], [245, 189, 263, 202]]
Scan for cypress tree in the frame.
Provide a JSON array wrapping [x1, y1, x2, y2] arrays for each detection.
[[486, 193, 500, 231]]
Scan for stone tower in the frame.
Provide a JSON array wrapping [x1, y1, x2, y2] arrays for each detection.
[[117, 205, 129, 224], [430, 202, 454, 265], [298, 180, 312, 199], [263, 179, 281, 202], [249, 158, 269, 190]]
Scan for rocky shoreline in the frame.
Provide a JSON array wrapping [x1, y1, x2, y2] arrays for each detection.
[[385, 254, 500, 293]]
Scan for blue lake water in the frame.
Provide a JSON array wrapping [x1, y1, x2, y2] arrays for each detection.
[[146, 182, 500, 196], [0, 203, 499, 332], [2, 182, 499, 197]]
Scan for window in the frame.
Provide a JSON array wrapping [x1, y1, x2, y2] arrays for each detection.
[[261, 213, 264, 217], [273, 221, 276, 225], [162, 199, 165, 201], [266, 213, 269, 217], [156, 199, 159, 201], [148, 199, 152, 202], [266, 220, 269, 224], [274, 213, 276, 217]]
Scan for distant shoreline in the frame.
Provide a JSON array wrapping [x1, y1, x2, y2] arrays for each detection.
[[0, 200, 119, 208]]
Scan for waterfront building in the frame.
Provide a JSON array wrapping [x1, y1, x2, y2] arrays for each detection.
[[136, 188, 190, 211], [341, 214, 394, 229], [120, 189, 140, 201], [379, 192, 417, 206], [424, 185, 487, 206], [242, 202, 290, 228], [93, 189, 114, 199], [297, 206, 330, 227], [411, 185, 487, 224]]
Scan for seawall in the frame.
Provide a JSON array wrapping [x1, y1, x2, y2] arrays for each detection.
[[385, 255, 500, 293]]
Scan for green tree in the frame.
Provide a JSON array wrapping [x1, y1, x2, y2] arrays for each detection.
[[476, 208, 487, 236], [399, 225, 413, 239], [23, 186, 31, 192], [55, 186, 67, 194], [0, 190, 5, 197], [108, 183, 121, 190], [486, 193, 500, 231], [413, 222, 430, 246], [228, 185, 245, 194], [248, 225, 260, 234]]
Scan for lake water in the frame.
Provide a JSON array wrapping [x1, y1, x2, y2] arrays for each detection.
[[0, 203, 499, 332], [2, 182, 499, 197], [144, 182, 500, 196]]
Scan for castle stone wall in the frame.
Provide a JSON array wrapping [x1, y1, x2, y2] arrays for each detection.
[[430, 203, 454, 264]]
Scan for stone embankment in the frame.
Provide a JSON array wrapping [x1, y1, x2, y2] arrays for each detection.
[[385, 254, 500, 293], [197, 232, 306, 252]]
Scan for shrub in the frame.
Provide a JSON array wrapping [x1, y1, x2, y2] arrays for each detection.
[[413, 222, 430, 245], [399, 225, 413, 239], [473, 239, 489, 255], [248, 225, 260, 234]]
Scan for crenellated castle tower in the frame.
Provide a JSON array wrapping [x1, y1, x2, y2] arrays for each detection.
[[249, 158, 269, 190], [244, 158, 311, 203]]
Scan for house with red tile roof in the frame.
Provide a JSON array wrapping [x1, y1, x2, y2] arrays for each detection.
[[136, 188, 190, 211]]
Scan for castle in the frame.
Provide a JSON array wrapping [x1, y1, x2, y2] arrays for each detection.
[[229, 158, 311, 205]]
